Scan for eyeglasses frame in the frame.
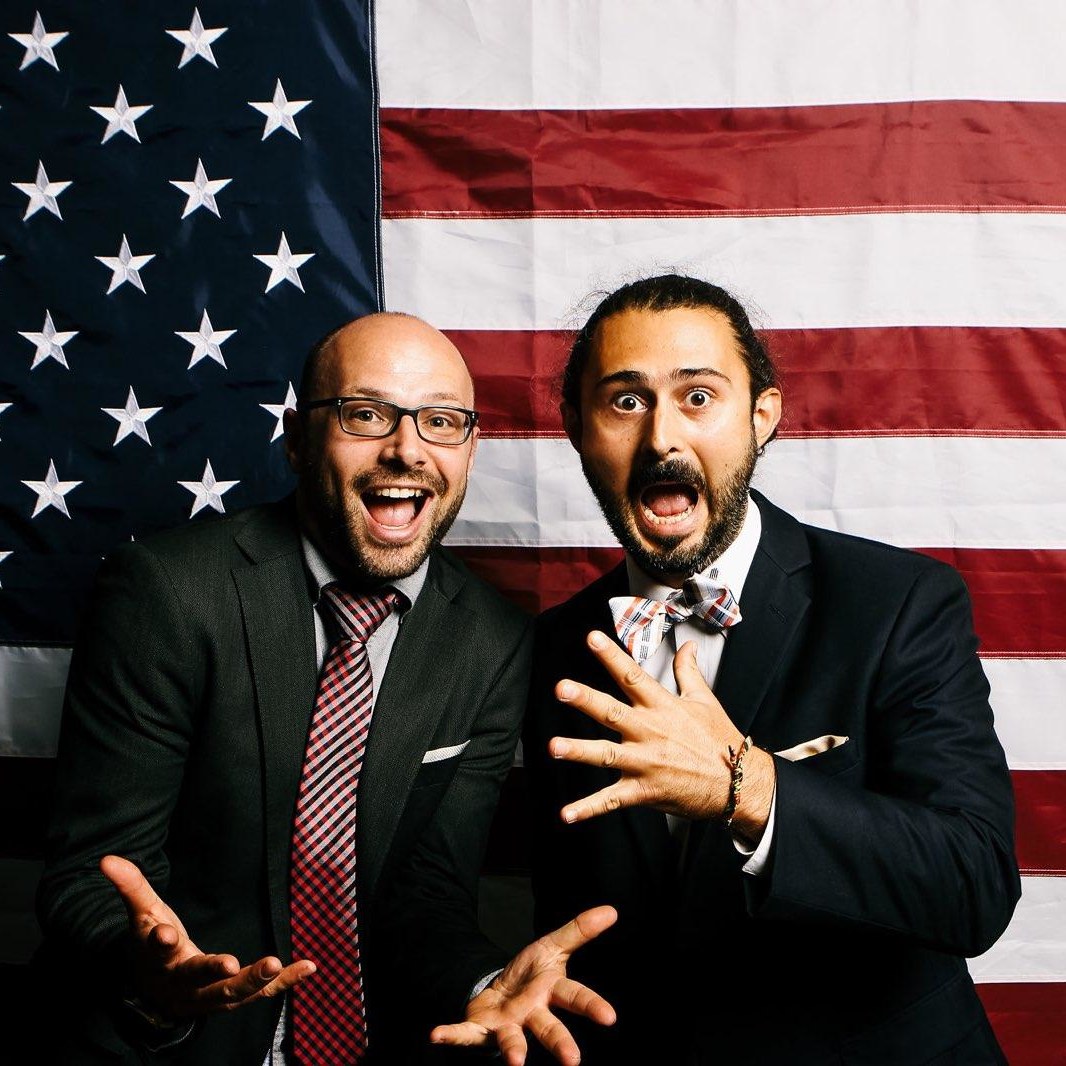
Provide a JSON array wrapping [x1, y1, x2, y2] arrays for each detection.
[[297, 395, 479, 446]]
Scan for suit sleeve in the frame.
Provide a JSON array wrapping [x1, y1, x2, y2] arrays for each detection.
[[372, 613, 533, 1026], [755, 561, 1021, 956], [36, 541, 198, 974]]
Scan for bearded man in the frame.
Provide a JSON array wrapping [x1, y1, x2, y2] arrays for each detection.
[[516, 276, 1019, 1064], [37, 313, 611, 1065]]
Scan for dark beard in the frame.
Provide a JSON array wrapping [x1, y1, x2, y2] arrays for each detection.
[[582, 436, 757, 583]]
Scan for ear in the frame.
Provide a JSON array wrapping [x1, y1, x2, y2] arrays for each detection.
[[465, 424, 480, 476], [561, 401, 582, 451], [752, 388, 782, 447], [282, 407, 303, 473]]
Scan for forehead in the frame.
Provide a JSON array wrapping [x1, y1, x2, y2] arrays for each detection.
[[315, 318, 473, 404], [587, 307, 746, 386]]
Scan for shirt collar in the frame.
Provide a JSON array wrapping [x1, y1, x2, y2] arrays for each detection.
[[300, 534, 429, 612], [626, 495, 762, 603]]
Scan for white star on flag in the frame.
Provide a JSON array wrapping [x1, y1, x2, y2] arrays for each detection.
[[102, 387, 162, 446], [22, 459, 81, 519], [97, 235, 155, 294], [175, 309, 236, 368], [179, 460, 239, 517], [9, 12, 68, 71], [249, 80, 311, 140], [0, 402, 11, 440], [254, 232, 314, 293], [167, 8, 227, 69], [260, 382, 297, 442], [12, 161, 71, 221], [0, 551, 10, 588], [19, 310, 78, 369], [90, 86, 153, 144], [170, 158, 231, 218]]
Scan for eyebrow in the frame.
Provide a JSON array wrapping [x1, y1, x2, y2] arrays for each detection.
[[344, 386, 469, 405], [595, 366, 732, 389]]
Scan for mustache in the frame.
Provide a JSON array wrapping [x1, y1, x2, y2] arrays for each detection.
[[351, 468, 447, 497], [627, 457, 708, 498]]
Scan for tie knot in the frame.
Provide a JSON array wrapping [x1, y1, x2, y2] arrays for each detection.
[[610, 574, 741, 662], [321, 584, 402, 643]]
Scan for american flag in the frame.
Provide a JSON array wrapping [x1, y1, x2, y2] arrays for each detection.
[[2, 2, 1064, 1059]]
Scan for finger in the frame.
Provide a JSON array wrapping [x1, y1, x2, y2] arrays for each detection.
[[430, 1021, 492, 1047], [527, 1006, 580, 1066], [561, 779, 647, 824], [585, 629, 667, 705], [555, 679, 635, 737], [171, 951, 240, 984], [549, 736, 631, 772], [550, 978, 617, 1027], [100, 855, 163, 920], [546, 905, 619, 956], [494, 1022, 529, 1066], [191, 957, 314, 1011], [672, 640, 712, 700]]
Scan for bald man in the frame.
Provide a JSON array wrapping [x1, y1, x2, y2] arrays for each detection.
[[37, 314, 543, 1064]]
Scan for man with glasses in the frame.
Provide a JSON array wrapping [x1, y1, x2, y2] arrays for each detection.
[[38, 313, 610, 1064]]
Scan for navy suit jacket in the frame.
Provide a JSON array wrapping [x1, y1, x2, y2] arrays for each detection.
[[38, 500, 532, 1064], [524, 491, 1019, 1064]]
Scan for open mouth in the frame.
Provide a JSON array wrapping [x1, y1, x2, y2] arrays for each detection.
[[638, 482, 699, 527], [360, 485, 432, 532]]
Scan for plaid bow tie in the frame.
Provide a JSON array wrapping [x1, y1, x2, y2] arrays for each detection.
[[609, 573, 742, 662]]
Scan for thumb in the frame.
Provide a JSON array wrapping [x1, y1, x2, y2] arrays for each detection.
[[672, 641, 709, 700], [101, 854, 161, 919]]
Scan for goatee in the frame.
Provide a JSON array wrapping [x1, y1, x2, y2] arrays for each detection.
[[582, 435, 758, 583]]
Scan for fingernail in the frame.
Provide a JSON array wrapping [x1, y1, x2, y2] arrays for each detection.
[[563, 808, 576, 823], [558, 681, 577, 700], [552, 739, 570, 758], [588, 631, 608, 649]]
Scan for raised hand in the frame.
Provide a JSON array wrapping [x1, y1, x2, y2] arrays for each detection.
[[549, 630, 774, 837], [429, 906, 617, 1066], [101, 854, 315, 1021]]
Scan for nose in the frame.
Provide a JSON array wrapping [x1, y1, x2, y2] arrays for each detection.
[[643, 400, 684, 460], [380, 410, 427, 466]]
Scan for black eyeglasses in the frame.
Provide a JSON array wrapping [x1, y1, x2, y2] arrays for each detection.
[[298, 396, 479, 446]]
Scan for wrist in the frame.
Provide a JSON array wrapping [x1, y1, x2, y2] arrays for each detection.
[[724, 745, 775, 843]]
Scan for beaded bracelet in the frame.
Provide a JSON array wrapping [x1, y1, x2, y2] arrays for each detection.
[[722, 735, 753, 827]]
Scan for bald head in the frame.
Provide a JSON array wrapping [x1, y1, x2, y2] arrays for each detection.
[[299, 312, 474, 407]]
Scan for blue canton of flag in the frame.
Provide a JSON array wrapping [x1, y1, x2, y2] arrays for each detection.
[[0, 0, 381, 648]]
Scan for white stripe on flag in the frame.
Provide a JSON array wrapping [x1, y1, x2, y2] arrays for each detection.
[[970, 875, 1066, 983], [454, 437, 1066, 550], [378, 1, 1066, 109], [382, 214, 1066, 331], [988, 660, 1066, 771]]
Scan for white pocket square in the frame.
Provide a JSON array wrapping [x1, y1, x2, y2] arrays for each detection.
[[422, 740, 470, 764], [775, 735, 849, 762]]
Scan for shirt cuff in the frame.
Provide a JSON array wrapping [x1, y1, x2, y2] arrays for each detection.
[[470, 968, 504, 1001], [733, 784, 777, 877]]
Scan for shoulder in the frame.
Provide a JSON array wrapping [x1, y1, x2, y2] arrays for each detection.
[[431, 546, 532, 645]]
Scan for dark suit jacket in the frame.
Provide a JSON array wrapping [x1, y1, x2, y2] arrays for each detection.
[[524, 491, 1019, 1065], [37, 500, 531, 1064]]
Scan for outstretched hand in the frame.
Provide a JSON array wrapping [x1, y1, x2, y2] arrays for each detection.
[[101, 854, 315, 1022], [549, 631, 774, 836], [429, 906, 618, 1066]]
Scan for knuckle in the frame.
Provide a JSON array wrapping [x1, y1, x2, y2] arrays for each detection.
[[622, 665, 644, 688], [600, 743, 618, 768], [604, 702, 626, 726]]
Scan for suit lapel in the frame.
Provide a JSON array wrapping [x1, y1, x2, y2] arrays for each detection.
[[356, 550, 467, 901], [232, 504, 318, 961], [713, 492, 811, 736]]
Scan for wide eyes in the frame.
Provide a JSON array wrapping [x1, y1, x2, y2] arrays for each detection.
[[607, 388, 716, 415]]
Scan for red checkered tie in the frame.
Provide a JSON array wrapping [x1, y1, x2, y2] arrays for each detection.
[[290, 583, 399, 1064]]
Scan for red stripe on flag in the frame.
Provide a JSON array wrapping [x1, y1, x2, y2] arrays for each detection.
[[453, 546, 1066, 657], [977, 983, 1066, 1065], [382, 102, 1066, 217], [452, 327, 1066, 439], [1013, 771, 1066, 876]]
